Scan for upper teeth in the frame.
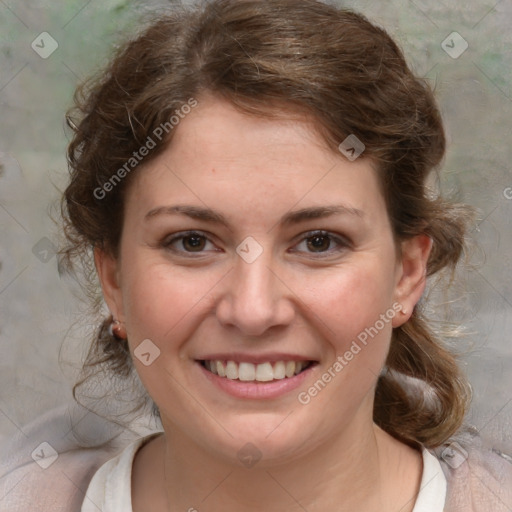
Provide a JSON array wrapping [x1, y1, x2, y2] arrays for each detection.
[[204, 360, 308, 381]]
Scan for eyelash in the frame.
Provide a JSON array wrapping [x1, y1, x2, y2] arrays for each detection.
[[161, 230, 351, 258]]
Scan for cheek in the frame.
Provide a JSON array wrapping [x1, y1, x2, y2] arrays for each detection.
[[300, 260, 398, 393], [298, 266, 397, 411], [120, 258, 219, 346], [305, 260, 397, 334], [119, 262, 214, 396]]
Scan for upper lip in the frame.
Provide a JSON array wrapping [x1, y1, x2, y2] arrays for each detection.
[[196, 353, 318, 364]]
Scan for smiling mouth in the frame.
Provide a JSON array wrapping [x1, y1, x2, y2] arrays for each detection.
[[199, 360, 317, 382]]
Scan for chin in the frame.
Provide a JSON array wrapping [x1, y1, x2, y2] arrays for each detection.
[[200, 411, 325, 468]]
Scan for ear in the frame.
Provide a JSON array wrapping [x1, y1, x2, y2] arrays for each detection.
[[392, 234, 432, 328], [94, 247, 125, 322]]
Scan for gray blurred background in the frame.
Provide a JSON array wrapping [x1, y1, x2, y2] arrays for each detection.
[[0, 0, 511, 450]]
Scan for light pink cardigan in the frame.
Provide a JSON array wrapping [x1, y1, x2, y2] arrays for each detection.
[[1, 402, 511, 511]]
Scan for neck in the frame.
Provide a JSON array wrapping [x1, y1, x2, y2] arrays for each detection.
[[156, 415, 420, 512]]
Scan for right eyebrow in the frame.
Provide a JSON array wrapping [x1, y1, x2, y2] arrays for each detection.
[[144, 205, 230, 226]]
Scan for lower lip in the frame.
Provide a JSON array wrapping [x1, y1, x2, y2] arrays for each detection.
[[196, 362, 315, 400]]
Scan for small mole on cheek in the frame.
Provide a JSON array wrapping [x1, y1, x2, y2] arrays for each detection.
[[211, 168, 216, 174]]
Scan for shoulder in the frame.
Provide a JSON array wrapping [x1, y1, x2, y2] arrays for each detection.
[[0, 443, 120, 512], [81, 432, 163, 512], [430, 425, 512, 511], [0, 402, 154, 512]]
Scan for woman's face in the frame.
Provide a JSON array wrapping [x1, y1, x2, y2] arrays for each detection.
[[97, 96, 430, 465]]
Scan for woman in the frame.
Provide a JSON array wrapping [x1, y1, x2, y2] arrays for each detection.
[[2, 0, 512, 510]]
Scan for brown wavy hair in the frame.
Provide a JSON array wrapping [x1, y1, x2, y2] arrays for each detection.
[[61, 0, 473, 448]]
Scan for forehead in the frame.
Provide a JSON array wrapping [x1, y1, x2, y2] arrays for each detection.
[[170, 97, 332, 165], [125, 96, 385, 225]]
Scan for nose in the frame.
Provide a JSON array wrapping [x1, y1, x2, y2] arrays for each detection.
[[215, 251, 295, 337]]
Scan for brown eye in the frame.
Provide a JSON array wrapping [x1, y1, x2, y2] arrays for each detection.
[[182, 234, 206, 252], [163, 231, 216, 254], [306, 234, 332, 252], [292, 230, 351, 257]]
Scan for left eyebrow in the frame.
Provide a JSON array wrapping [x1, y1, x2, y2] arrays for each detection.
[[280, 205, 364, 226]]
